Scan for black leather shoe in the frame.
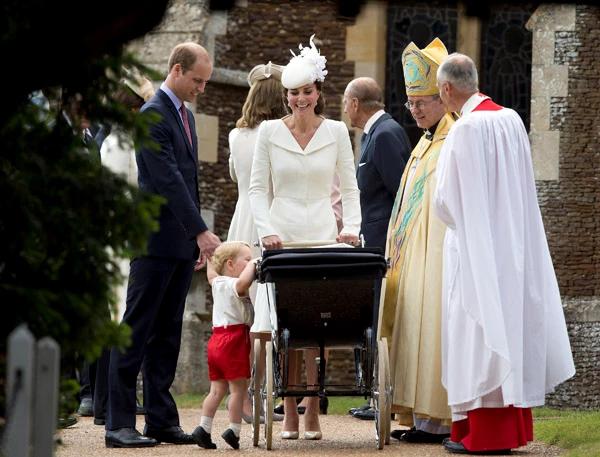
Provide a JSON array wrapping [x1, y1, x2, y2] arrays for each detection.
[[77, 397, 93, 416], [93, 414, 106, 426], [105, 428, 158, 448], [391, 427, 414, 440], [353, 407, 375, 420], [400, 428, 450, 443], [444, 440, 511, 455], [349, 402, 371, 416], [274, 397, 304, 415], [222, 428, 240, 449], [143, 425, 195, 444], [58, 415, 78, 429], [192, 426, 217, 449]]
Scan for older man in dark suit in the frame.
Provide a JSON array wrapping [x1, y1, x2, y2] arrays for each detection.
[[343, 76, 411, 419], [105, 42, 221, 448], [344, 77, 411, 253]]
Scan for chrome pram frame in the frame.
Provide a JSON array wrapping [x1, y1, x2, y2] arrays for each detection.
[[249, 240, 392, 450]]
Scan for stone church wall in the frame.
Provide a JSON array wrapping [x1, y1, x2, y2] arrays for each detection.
[[529, 4, 600, 409]]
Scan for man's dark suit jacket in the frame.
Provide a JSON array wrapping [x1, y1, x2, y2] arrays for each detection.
[[136, 89, 208, 260], [356, 113, 411, 253]]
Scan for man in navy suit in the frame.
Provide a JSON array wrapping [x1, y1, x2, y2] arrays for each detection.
[[343, 76, 411, 419], [105, 42, 221, 448]]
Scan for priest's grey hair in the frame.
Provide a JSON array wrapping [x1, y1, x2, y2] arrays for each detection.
[[437, 52, 479, 93]]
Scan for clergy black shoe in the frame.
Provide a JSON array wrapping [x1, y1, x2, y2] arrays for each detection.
[[143, 425, 196, 444], [391, 427, 414, 440], [222, 428, 240, 449], [105, 428, 158, 448], [400, 428, 450, 443], [192, 426, 217, 449], [444, 440, 511, 455]]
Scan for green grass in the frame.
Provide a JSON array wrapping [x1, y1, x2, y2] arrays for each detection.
[[532, 408, 600, 457], [175, 395, 600, 455], [174, 394, 365, 414]]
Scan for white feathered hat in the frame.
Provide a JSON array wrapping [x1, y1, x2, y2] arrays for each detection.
[[281, 34, 328, 90]]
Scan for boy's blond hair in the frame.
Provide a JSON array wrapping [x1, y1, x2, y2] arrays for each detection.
[[210, 241, 252, 275]]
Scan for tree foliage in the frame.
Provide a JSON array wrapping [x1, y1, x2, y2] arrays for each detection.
[[0, 51, 165, 422]]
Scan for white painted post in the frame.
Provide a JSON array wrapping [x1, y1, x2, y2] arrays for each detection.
[[5, 324, 35, 457], [33, 337, 60, 457]]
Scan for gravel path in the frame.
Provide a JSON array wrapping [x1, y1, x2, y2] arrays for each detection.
[[55, 409, 563, 457]]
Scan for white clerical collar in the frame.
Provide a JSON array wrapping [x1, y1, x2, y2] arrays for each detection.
[[461, 93, 490, 116], [363, 110, 386, 135]]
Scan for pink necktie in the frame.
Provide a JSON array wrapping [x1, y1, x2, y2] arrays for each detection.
[[180, 104, 193, 146]]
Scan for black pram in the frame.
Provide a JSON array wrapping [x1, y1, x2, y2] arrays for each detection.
[[250, 245, 392, 450]]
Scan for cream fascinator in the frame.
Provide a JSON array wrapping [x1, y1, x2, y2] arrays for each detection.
[[247, 61, 284, 87], [122, 67, 155, 102], [281, 34, 328, 90]]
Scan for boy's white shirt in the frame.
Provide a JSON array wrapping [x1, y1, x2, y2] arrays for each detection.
[[211, 276, 254, 328]]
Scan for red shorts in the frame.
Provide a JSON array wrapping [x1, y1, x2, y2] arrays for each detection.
[[207, 324, 251, 381]]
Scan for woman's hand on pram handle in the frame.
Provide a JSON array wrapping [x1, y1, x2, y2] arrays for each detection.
[[260, 235, 284, 250], [336, 232, 359, 246]]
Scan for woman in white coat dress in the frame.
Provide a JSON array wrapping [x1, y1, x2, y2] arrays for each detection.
[[248, 35, 361, 440]]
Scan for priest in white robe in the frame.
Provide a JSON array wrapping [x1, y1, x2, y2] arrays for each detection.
[[433, 52, 576, 454]]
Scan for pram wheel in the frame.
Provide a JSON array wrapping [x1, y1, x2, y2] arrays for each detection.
[[265, 341, 274, 450], [374, 338, 392, 449], [383, 339, 392, 444], [251, 339, 261, 446]]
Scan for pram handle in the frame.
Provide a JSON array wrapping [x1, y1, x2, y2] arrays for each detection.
[[254, 234, 365, 250]]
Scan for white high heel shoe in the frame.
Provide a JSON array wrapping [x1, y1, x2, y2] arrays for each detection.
[[304, 431, 322, 440], [281, 431, 299, 440]]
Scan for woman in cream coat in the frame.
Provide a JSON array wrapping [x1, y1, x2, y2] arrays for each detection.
[[248, 35, 361, 440]]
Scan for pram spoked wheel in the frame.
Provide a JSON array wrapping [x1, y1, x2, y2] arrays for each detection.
[[250, 340, 261, 446], [374, 337, 392, 449], [264, 341, 275, 450]]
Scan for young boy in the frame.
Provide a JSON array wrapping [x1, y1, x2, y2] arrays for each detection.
[[192, 241, 258, 450]]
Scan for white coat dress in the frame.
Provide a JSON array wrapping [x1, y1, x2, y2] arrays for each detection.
[[248, 117, 361, 242]]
